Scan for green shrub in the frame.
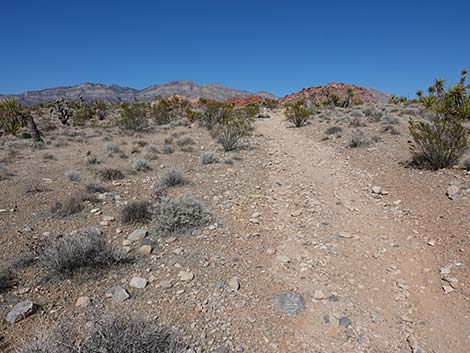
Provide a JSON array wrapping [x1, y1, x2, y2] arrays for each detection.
[[285, 99, 313, 127], [18, 312, 187, 353], [99, 168, 125, 181], [159, 169, 187, 188], [51, 197, 84, 217], [151, 194, 212, 236], [121, 201, 151, 224], [409, 117, 468, 169], [201, 151, 219, 165], [117, 103, 148, 131], [39, 228, 124, 276]]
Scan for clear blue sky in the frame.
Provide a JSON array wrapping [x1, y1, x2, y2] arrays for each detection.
[[2, 0, 469, 97]]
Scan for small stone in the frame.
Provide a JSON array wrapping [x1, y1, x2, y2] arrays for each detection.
[[228, 277, 240, 291], [129, 276, 147, 289], [446, 185, 461, 200], [122, 239, 132, 246], [103, 216, 115, 222], [251, 212, 260, 218], [139, 245, 153, 256], [178, 271, 194, 282], [338, 316, 352, 328], [75, 296, 91, 307], [313, 290, 324, 300], [6, 300, 36, 323], [371, 186, 382, 194], [291, 210, 303, 217], [427, 240, 436, 246], [442, 285, 454, 294], [158, 280, 173, 289], [128, 229, 148, 242], [273, 292, 305, 316], [110, 287, 130, 303]]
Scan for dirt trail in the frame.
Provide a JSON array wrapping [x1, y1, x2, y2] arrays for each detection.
[[250, 112, 469, 352]]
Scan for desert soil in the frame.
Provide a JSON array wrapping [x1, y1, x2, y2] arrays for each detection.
[[1, 107, 469, 353]]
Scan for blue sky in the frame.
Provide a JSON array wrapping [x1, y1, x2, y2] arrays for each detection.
[[1, 0, 469, 97]]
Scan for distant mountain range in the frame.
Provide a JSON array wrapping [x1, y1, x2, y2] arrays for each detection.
[[0, 81, 277, 106]]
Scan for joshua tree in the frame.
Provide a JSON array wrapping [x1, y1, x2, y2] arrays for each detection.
[[51, 97, 72, 125], [459, 69, 467, 87], [433, 79, 445, 97], [416, 90, 424, 100], [427, 85, 436, 96], [0, 98, 43, 142]]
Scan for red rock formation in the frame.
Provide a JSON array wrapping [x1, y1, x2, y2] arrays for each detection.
[[280, 82, 378, 104]]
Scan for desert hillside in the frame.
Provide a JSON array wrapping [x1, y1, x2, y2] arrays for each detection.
[[0, 86, 469, 353]]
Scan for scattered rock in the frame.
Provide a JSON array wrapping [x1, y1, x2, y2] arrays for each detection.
[[158, 280, 173, 289], [446, 184, 461, 200], [178, 271, 194, 282], [229, 277, 240, 291], [139, 245, 153, 256], [75, 296, 91, 307], [6, 300, 36, 323], [273, 292, 305, 316], [338, 316, 352, 328], [108, 287, 130, 303], [313, 290, 324, 300], [371, 186, 382, 194], [129, 276, 147, 289], [442, 285, 454, 294], [128, 229, 148, 242]]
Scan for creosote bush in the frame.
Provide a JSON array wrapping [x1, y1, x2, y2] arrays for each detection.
[[39, 228, 124, 276], [325, 126, 343, 135], [121, 201, 151, 224], [99, 168, 125, 181], [159, 169, 187, 188], [117, 103, 148, 131], [162, 144, 174, 154], [349, 129, 369, 148], [201, 151, 219, 165], [0, 164, 8, 180], [151, 194, 212, 236], [18, 312, 188, 353], [132, 159, 152, 172], [51, 196, 84, 217], [65, 169, 81, 182], [0, 270, 15, 293]]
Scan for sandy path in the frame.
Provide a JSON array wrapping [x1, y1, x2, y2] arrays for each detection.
[[250, 112, 469, 352]]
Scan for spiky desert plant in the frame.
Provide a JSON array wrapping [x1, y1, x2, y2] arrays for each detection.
[[0, 98, 43, 142], [285, 99, 313, 127], [409, 70, 470, 169], [433, 79, 445, 97]]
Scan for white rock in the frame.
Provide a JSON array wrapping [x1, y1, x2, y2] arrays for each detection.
[[178, 271, 194, 282], [129, 277, 147, 289]]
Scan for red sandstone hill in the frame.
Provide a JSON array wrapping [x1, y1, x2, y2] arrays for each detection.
[[281, 82, 390, 104]]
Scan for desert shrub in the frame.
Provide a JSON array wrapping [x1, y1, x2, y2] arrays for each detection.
[[42, 152, 55, 160], [106, 143, 121, 154], [151, 194, 212, 236], [117, 103, 148, 131], [383, 125, 401, 135], [132, 159, 152, 172], [381, 115, 400, 125], [349, 117, 366, 127], [24, 180, 47, 194], [159, 169, 186, 188], [99, 168, 125, 181], [121, 201, 151, 224], [151, 98, 173, 125], [0, 164, 8, 180], [363, 106, 383, 122], [349, 129, 369, 148], [18, 312, 187, 353], [285, 99, 313, 127], [65, 170, 81, 182], [162, 144, 174, 154], [38, 228, 123, 276], [213, 110, 252, 152], [164, 137, 173, 145], [51, 197, 84, 217], [408, 70, 470, 169], [201, 151, 219, 165], [200, 100, 232, 129], [144, 144, 160, 154], [409, 117, 468, 169], [463, 158, 470, 170], [133, 140, 148, 147], [325, 126, 343, 135], [0, 270, 15, 293], [85, 183, 108, 194], [175, 136, 195, 146]]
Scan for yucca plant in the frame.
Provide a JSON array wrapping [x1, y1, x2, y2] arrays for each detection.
[[0, 98, 43, 142], [285, 99, 314, 127], [409, 70, 470, 169]]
